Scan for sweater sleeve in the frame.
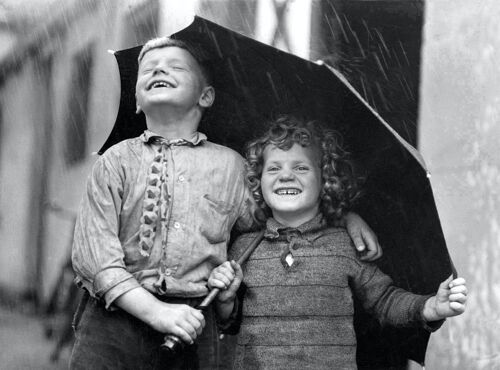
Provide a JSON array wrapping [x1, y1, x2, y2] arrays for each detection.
[[350, 261, 443, 331]]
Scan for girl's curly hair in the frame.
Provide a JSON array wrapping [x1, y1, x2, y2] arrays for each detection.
[[245, 115, 359, 225]]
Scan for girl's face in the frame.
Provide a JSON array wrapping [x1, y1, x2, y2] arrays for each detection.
[[261, 143, 322, 227]]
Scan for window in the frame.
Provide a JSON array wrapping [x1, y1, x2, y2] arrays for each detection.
[[65, 46, 93, 166], [125, 1, 159, 46]]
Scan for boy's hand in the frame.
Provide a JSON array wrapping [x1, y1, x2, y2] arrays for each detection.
[[344, 212, 382, 261], [208, 260, 243, 303], [148, 302, 205, 345], [423, 275, 468, 322]]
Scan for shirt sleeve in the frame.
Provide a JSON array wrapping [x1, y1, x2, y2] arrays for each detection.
[[351, 261, 443, 332], [232, 159, 261, 233], [72, 154, 141, 309]]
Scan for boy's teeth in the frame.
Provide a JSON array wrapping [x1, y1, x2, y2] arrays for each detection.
[[152, 81, 171, 88]]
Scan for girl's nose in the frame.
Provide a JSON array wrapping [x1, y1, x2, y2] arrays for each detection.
[[279, 170, 295, 181]]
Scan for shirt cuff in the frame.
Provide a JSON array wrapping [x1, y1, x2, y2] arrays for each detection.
[[94, 267, 141, 309]]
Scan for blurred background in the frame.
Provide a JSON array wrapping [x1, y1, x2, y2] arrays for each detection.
[[0, 0, 497, 369]]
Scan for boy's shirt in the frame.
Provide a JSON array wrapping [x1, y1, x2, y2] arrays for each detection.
[[72, 130, 256, 309]]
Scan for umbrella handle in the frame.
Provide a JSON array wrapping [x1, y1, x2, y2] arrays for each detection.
[[160, 230, 265, 356]]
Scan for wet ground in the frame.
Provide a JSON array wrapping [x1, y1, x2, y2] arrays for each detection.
[[0, 305, 71, 369]]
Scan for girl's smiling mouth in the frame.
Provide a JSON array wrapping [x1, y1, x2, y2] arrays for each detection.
[[275, 188, 302, 195]]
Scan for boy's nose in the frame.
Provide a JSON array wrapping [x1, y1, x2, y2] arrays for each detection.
[[153, 64, 169, 75]]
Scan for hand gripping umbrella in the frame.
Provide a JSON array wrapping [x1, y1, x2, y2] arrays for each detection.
[[161, 230, 265, 355], [100, 16, 455, 368]]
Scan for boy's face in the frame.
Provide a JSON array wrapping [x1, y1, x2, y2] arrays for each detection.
[[135, 46, 213, 114], [261, 143, 322, 225]]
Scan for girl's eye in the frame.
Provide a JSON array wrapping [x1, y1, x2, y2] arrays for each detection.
[[296, 166, 309, 171], [266, 166, 280, 172], [171, 65, 186, 71]]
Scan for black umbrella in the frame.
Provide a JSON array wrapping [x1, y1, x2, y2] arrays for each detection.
[[100, 16, 455, 368]]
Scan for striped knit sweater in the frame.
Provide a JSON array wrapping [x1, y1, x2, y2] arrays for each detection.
[[227, 214, 431, 370]]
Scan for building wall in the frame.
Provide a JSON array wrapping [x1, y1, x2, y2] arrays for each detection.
[[0, 0, 160, 305], [39, 0, 120, 305], [0, 60, 44, 294], [419, 1, 500, 369]]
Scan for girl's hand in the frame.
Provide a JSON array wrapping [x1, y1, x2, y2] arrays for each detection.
[[423, 275, 468, 321], [208, 260, 243, 303]]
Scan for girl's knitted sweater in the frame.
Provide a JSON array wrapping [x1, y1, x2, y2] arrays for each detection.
[[228, 215, 434, 370]]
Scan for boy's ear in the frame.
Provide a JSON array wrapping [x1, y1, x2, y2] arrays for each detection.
[[135, 94, 142, 114], [199, 86, 215, 108]]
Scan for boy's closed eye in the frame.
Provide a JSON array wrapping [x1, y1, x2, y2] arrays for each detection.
[[170, 64, 187, 71], [139, 67, 154, 74]]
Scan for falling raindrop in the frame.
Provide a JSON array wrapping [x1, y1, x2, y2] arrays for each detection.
[[373, 53, 388, 80], [399, 40, 410, 66]]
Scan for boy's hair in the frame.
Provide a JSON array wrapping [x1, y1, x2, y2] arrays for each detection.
[[138, 36, 213, 85], [245, 115, 359, 224]]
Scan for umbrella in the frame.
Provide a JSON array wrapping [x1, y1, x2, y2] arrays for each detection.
[[100, 16, 455, 368]]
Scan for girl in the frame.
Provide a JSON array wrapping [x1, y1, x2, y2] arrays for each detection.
[[208, 116, 467, 369]]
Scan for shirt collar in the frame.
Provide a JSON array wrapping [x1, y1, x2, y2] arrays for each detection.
[[140, 129, 207, 146], [264, 213, 327, 241]]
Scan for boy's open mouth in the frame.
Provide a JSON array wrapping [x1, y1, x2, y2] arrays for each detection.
[[148, 80, 175, 90], [274, 188, 301, 195]]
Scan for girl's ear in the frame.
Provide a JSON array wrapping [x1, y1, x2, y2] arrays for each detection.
[[199, 86, 215, 108]]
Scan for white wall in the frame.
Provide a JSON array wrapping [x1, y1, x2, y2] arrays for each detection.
[[419, 1, 500, 369], [0, 62, 40, 292], [0, 0, 152, 302]]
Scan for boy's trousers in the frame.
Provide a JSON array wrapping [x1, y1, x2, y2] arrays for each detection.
[[69, 293, 224, 370]]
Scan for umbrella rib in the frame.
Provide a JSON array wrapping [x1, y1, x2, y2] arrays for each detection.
[[323, 64, 428, 171]]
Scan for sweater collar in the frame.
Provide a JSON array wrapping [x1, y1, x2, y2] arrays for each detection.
[[264, 213, 327, 241]]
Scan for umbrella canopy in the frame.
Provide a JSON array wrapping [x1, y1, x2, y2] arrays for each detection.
[[100, 16, 454, 368]]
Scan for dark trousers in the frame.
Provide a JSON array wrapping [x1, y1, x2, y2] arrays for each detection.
[[69, 294, 224, 370]]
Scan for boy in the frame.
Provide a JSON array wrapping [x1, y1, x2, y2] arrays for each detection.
[[209, 116, 467, 369], [70, 38, 381, 369]]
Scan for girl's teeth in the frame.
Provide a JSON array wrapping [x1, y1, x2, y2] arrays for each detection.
[[277, 189, 300, 195]]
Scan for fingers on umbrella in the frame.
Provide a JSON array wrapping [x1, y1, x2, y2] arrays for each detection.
[[215, 271, 233, 288], [449, 293, 467, 304], [440, 275, 454, 289], [449, 301, 466, 313], [230, 260, 243, 277], [450, 283, 467, 296], [177, 309, 205, 343], [449, 277, 466, 289]]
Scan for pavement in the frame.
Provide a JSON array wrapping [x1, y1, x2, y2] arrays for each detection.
[[0, 304, 71, 369]]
